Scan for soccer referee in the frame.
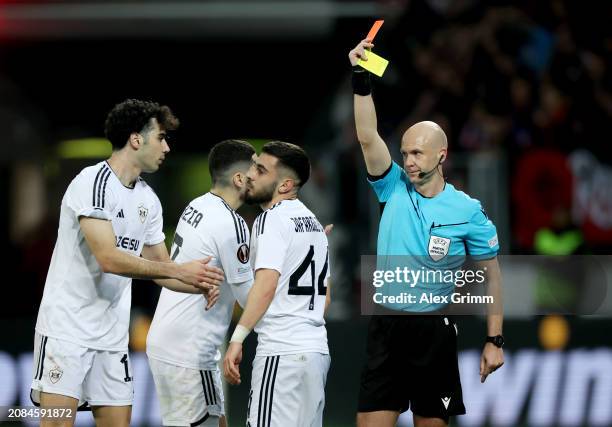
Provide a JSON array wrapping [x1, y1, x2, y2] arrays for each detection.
[[349, 39, 505, 427]]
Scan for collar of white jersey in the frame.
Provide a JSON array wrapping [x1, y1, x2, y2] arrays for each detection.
[[265, 198, 303, 212], [103, 161, 142, 190], [208, 191, 236, 212]]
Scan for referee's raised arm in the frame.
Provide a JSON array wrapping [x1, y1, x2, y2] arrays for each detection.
[[349, 39, 392, 176]]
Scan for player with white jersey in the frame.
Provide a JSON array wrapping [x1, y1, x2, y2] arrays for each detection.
[[146, 140, 257, 427], [224, 141, 332, 427], [31, 99, 223, 427]]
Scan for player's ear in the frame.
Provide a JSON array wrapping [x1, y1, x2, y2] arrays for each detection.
[[128, 132, 141, 149], [278, 178, 294, 195], [233, 172, 245, 188]]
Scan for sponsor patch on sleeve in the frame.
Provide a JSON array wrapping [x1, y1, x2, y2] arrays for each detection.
[[488, 235, 498, 248]]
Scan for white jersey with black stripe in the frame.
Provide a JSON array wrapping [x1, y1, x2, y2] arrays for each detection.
[[251, 199, 330, 356], [35, 161, 165, 351], [147, 192, 253, 370]]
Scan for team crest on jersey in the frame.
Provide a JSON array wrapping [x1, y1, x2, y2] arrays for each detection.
[[49, 366, 63, 384], [137, 204, 148, 223], [237, 243, 250, 264], [428, 235, 451, 261]]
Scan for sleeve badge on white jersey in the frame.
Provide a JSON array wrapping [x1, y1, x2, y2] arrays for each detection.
[[237, 243, 250, 264], [138, 204, 149, 223]]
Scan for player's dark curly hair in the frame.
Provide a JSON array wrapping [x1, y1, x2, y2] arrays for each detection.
[[104, 99, 179, 149], [209, 139, 255, 186], [262, 141, 310, 187]]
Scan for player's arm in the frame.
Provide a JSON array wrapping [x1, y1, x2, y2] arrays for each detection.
[[223, 268, 278, 385], [233, 268, 277, 331], [475, 256, 504, 383], [79, 217, 219, 289], [349, 39, 392, 176], [140, 242, 224, 297]]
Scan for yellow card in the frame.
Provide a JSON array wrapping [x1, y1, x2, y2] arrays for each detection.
[[357, 50, 389, 77]]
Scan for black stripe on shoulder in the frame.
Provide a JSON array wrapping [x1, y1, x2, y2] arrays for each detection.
[[237, 214, 245, 243], [254, 212, 264, 237], [92, 165, 106, 206], [367, 162, 393, 182], [96, 167, 110, 208], [235, 214, 247, 243], [100, 168, 112, 208], [261, 211, 269, 235], [219, 200, 241, 244]]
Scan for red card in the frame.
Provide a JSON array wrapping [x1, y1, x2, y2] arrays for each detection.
[[366, 20, 384, 41]]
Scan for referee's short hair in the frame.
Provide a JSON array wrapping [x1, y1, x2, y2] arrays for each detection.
[[104, 99, 179, 150], [262, 141, 310, 187], [209, 139, 255, 186]]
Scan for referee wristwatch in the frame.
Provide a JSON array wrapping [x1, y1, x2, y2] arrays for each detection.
[[486, 335, 505, 348]]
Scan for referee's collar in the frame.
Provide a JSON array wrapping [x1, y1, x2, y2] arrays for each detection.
[[411, 180, 448, 199]]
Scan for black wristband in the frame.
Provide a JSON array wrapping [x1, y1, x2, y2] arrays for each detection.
[[352, 65, 372, 96]]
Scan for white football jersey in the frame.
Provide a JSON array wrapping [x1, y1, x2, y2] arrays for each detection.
[[251, 199, 330, 356], [147, 193, 253, 370], [35, 161, 165, 351]]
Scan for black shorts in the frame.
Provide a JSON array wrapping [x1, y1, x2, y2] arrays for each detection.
[[358, 313, 466, 418]]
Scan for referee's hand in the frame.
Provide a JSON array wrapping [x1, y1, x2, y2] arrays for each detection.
[[480, 343, 504, 383], [348, 39, 375, 66]]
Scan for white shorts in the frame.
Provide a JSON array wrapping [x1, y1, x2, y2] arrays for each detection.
[[148, 357, 225, 427], [247, 353, 330, 427], [30, 332, 133, 407]]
